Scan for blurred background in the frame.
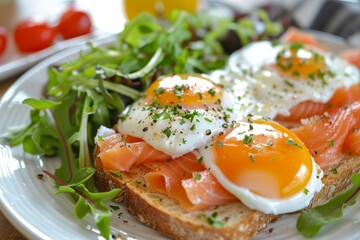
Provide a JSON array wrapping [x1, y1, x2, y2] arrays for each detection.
[[1, 0, 359, 42], [0, 0, 126, 34], [208, 0, 360, 48], [0, 0, 359, 37]]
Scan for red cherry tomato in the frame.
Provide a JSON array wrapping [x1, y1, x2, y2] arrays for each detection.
[[14, 18, 58, 53], [0, 26, 7, 57], [58, 8, 92, 39]]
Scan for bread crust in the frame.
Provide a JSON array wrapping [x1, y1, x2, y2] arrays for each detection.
[[93, 144, 360, 239], [308, 154, 360, 209], [124, 174, 279, 240]]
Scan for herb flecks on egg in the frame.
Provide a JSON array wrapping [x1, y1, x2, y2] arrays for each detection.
[[117, 74, 240, 158], [219, 41, 359, 120], [199, 117, 324, 215]]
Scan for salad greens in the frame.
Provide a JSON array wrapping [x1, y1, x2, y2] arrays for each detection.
[[4, 9, 282, 240], [297, 173, 360, 238]]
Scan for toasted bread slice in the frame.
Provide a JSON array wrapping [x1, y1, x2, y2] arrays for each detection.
[[308, 154, 360, 209], [94, 144, 360, 239]]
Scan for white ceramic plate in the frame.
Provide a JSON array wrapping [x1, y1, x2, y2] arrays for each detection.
[[0, 33, 359, 240]]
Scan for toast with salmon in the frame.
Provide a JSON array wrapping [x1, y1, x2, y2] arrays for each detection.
[[94, 143, 360, 239], [91, 26, 360, 239], [93, 102, 360, 239]]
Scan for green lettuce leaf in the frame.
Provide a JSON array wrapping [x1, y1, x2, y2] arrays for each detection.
[[297, 173, 360, 237]]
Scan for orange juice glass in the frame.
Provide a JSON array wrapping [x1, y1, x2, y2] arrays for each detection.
[[123, 0, 200, 19]]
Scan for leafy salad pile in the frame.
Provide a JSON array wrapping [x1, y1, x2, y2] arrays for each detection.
[[3, 8, 359, 240]]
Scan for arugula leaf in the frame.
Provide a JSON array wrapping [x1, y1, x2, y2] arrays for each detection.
[[297, 173, 360, 237], [69, 168, 95, 186], [23, 98, 61, 110], [75, 197, 90, 219], [67, 95, 93, 170], [49, 94, 79, 182], [45, 169, 121, 240], [100, 48, 165, 80], [89, 203, 112, 239]]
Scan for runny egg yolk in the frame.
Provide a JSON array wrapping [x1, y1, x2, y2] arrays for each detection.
[[144, 74, 223, 109], [212, 118, 312, 199], [275, 43, 327, 80]]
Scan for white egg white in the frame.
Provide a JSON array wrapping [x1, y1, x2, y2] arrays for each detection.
[[198, 122, 324, 215], [210, 70, 258, 121], [95, 125, 116, 142], [116, 85, 239, 158], [212, 41, 359, 119]]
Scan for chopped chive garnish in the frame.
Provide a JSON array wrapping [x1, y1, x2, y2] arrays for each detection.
[[286, 139, 303, 149], [162, 127, 172, 138]]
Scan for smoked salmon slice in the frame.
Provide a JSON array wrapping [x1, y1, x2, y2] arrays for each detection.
[[340, 49, 360, 68], [98, 135, 236, 211], [97, 133, 123, 152], [291, 102, 360, 169], [276, 100, 326, 122], [98, 134, 170, 172], [144, 153, 207, 211], [182, 170, 237, 207], [343, 127, 360, 155], [327, 84, 360, 112], [280, 27, 327, 51], [97, 133, 144, 151], [277, 83, 360, 122], [144, 153, 236, 211]]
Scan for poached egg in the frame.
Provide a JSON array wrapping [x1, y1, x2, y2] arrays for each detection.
[[212, 41, 359, 119], [198, 116, 323, 214], [117, 74, 240, 158]]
